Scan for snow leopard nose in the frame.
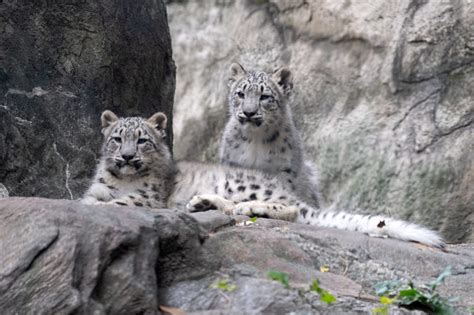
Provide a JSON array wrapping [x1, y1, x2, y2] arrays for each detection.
[[243, 110, 257, 118], [122, 154, 134, 162]]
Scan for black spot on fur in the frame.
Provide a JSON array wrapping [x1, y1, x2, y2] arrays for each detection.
[[264, 190, 273, 196], [250, 184, 260, 190], [247, 175, 256, 181], [283, 168, 292, 174], [322, 212, 327, 219], [146, 201, 151, 207], [107, 185, 116, 190], [116, 201, 127, 206], [249, 193, 257, 200], [137, 189, 146, 194], [99, 178, 106, 184], [279, 196, 287, 200], [273, 206, 277, 210], [281, 147, 286, 153], [265, 131, 280, 143], [301, 208, 308, 218], [237, 186, 246, 192], [225, 181, 229, 189], [193, 203, 204, 210], [134, 202, 143, 207], [129, 195, 135, 199], [287, 179, 293, 184], [152, 184, 159, 192], [143, 182, 149, 187], [234, 179, 242, 184], [377, 220, 386, 228], [264, 197, 270, 201], [227, 188, 234, 194]]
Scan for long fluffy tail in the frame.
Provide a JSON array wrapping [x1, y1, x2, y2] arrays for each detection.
[[298, 209, 445, 248]]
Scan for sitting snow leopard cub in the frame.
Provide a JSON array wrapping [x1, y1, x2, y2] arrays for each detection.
[[220, 63, 321, 208], [81, 110, 175, 207], [83, 111, 444, 248]]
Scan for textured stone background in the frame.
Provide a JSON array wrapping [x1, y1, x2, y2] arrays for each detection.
[[167, 0, 474, 243], [0, 0, 175, 200]]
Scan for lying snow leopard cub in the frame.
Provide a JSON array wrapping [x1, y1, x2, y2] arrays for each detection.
[[81, 110, 175, 208], [220, 63, 321, 208], [83, 111, 444, 248]]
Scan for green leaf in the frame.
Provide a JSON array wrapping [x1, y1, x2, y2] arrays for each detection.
[[249, 216, 257, 223], [310, 279, 336, 304], [428, 266, 452, 292], [379, 296, 395, 305], [372, 305, 389, 315], [320, 291, 337, 304], [267, 270, 289, 289], [373, 280, 401, 296], [211, 278, 237, 292]]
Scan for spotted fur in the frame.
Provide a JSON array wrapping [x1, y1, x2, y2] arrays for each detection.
[[170, 161, 444, 248], [81, 110, 175, 208], [220, 63, 321, 208]]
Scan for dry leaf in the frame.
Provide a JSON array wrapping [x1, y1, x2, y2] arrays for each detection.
[[159, 305, 186, 315]]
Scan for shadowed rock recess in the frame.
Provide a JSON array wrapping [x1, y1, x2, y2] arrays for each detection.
[[1, 199, 473, 314], [0, 0, 175, 200], [167, 0, 474, 243]]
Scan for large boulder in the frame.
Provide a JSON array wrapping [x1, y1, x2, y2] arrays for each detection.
[[2, 198, 473, 314], [0, 198, 204, 314], [167, 0, 474, 243], [0, 0, 175, 200]]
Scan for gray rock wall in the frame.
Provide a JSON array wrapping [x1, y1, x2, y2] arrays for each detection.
[[0, 0, 175, 199], [167, 0, 474, 243]]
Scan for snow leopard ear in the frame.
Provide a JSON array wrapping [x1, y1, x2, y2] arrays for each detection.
[[228, 63, 247, 87], [101, 110, 119, 132], [147, 112, 167, 138], [272, 67, 293, 96]]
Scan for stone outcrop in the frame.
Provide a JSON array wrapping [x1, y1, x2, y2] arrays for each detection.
[[1, 198, 473, 314], [167, 0, 474, 243], [0, 0, 175, 200]]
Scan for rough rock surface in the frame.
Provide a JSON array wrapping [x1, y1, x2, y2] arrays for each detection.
[[0, 197, 204, 314], [167, 0, 474, 243], [0, 0, 175, 200], [2, 198, 473, 314]]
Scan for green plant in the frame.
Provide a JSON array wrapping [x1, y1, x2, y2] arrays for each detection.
[[373, 266, 456, 315], [310, 279, 336, 304], [249, 216, 258, 223], [267, 270, 289, 288], [210, 278, 237, 292]]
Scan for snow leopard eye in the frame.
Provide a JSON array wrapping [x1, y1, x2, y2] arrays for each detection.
[[137, 138, 147, 145], [112, 137, 122, 143], [260, 94, 273, 101], [237, 91, 245, 99]]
